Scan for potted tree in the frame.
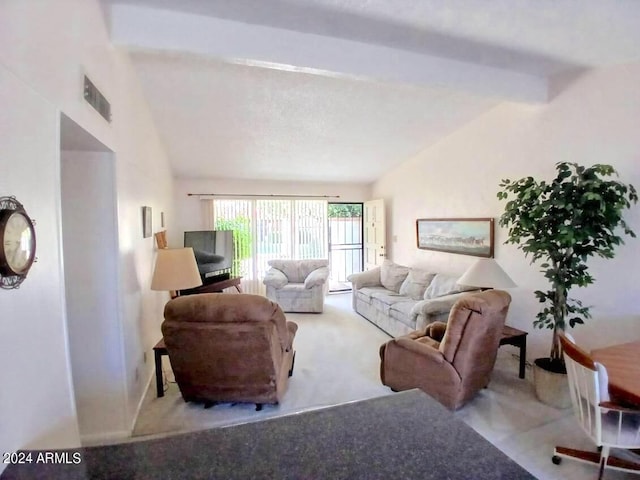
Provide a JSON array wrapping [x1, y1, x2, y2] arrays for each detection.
[[497, 162, 637, 407]]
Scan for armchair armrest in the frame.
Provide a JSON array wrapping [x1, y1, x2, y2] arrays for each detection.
[[263, 268, 288, 289], [347, 267, 381, 290], [412, 291, 474, 330], [394, 337, 445, 364], [304, 266, 330, 289], [425, 321, 447, 342], [284, 322, 298, 352]]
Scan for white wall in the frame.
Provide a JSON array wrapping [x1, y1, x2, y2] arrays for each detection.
[[372, 63, 640, 360], [0, 62, 80, 460], [0, 0, 174, 458], [61, 151, 126, 440], [172, 177, 371, 246]]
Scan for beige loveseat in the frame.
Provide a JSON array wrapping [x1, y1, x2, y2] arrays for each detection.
[[347, 260, 479, 337]]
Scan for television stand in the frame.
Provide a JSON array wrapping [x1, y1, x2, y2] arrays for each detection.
[[180, 276, 243, 296], [203, 272, 230, 283]]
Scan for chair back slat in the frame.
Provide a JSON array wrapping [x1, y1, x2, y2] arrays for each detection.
[[560, 333, 602, 442]]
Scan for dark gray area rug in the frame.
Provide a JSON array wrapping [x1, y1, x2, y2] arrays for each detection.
[[2, 390, 535, 479]]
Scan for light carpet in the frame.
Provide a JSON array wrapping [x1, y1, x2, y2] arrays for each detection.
[[132, 292, 394, 438]]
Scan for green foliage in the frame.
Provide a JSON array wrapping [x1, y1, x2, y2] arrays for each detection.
[[328, 204, 363, 218], [214, 217, 252, 276], [497, 162, 637, 361]]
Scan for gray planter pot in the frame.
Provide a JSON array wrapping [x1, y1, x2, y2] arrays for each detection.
[[533, 359, 572, 409]]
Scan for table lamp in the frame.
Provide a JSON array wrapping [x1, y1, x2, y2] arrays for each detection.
[[458, 258, 517, 289], [151, 247, 202, 298]]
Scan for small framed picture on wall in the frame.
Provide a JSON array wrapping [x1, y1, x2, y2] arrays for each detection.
[[142, 206, 152, 238]]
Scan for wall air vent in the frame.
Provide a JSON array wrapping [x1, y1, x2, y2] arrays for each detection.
[[83, 75, 111, 123]]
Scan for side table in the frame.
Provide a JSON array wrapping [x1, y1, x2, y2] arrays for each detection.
[[180, 276, 243, 296], [499, 325, 528, 379], [153, 338, 168, 397]]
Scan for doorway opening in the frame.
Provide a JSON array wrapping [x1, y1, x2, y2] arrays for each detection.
[[60, 113, 126, 440], [328, 203, 363, 292]]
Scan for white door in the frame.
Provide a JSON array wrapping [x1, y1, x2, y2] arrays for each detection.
[[364, 199, 386, 270]]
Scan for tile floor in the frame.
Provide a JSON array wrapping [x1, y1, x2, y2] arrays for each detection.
[[459, 349, 637, 479]]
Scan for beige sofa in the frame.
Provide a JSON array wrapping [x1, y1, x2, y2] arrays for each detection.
[[347, 260, 479, 337]]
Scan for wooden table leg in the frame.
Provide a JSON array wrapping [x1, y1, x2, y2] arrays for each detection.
[[500, 326, 528, 380], [155, 348, 164, 398], [518, 337, 527, 379]]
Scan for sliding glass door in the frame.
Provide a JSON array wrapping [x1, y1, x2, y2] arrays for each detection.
[[212, 198, 328, 294], [328, 203, 363, 291]]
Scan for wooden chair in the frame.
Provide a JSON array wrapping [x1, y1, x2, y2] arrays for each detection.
[[553, 333, 640, 479]]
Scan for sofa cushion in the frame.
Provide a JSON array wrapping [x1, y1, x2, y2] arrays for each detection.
[[399, 269, 436, 300], [380, 260, 410, 293], [356, 286, 390, 305], [389, 301, 417, 328], [370, 291, 407, 305], [424, 273, 477, 300], [370, 291, 409, 314], [276, 284, 314, 299]]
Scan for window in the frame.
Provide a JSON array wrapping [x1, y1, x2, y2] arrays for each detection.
[[212, 198, 328, 294]]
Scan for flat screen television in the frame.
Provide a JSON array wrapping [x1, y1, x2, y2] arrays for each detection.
[[184, 230, 234, 282]]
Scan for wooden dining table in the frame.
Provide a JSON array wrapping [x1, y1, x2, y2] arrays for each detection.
[[592, 340, 640, 407]]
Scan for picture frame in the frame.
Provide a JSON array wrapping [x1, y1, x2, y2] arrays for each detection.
[[416, 218, 494, 258], [142, 206, 152, 238]]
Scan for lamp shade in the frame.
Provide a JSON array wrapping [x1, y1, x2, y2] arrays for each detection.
[[458, 258, 516, 289], [150, 248, 202, 291]]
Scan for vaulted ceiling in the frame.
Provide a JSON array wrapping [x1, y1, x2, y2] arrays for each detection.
[[101, 0, 640, 183]]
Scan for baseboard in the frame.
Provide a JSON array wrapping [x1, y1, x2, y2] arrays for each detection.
[[129, 368, 156, 434], [81, 430, 130, 447], [82, 369, 155, 447]]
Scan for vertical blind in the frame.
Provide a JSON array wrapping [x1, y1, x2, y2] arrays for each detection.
[[212, 199, 328, 295]]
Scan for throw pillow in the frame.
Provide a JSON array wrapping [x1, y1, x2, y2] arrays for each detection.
[[380, 260, 410, 293], [423, 273, 477, 299], [399, 269, 436, 300]]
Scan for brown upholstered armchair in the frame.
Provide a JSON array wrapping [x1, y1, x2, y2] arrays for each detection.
[[379, 290, 511, 410], [161, 293, 298, 409]]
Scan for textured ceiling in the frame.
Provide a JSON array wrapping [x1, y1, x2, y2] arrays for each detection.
[[130, 51, 497, 182], [102, 0, 640, 183]]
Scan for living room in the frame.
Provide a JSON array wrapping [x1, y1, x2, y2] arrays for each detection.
[[2, 1, 639, 478]]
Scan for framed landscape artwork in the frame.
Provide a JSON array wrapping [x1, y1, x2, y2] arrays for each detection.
[[416, 218, 494, 258]]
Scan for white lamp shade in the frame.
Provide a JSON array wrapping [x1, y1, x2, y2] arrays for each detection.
[[458, 258, 517, 289], [150, 248, 203, 291]]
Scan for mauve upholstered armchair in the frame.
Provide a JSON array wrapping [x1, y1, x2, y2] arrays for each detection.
[[263, 259, 330, 313], [379, 290, 511, 410], [161, 293, 298, 409]]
